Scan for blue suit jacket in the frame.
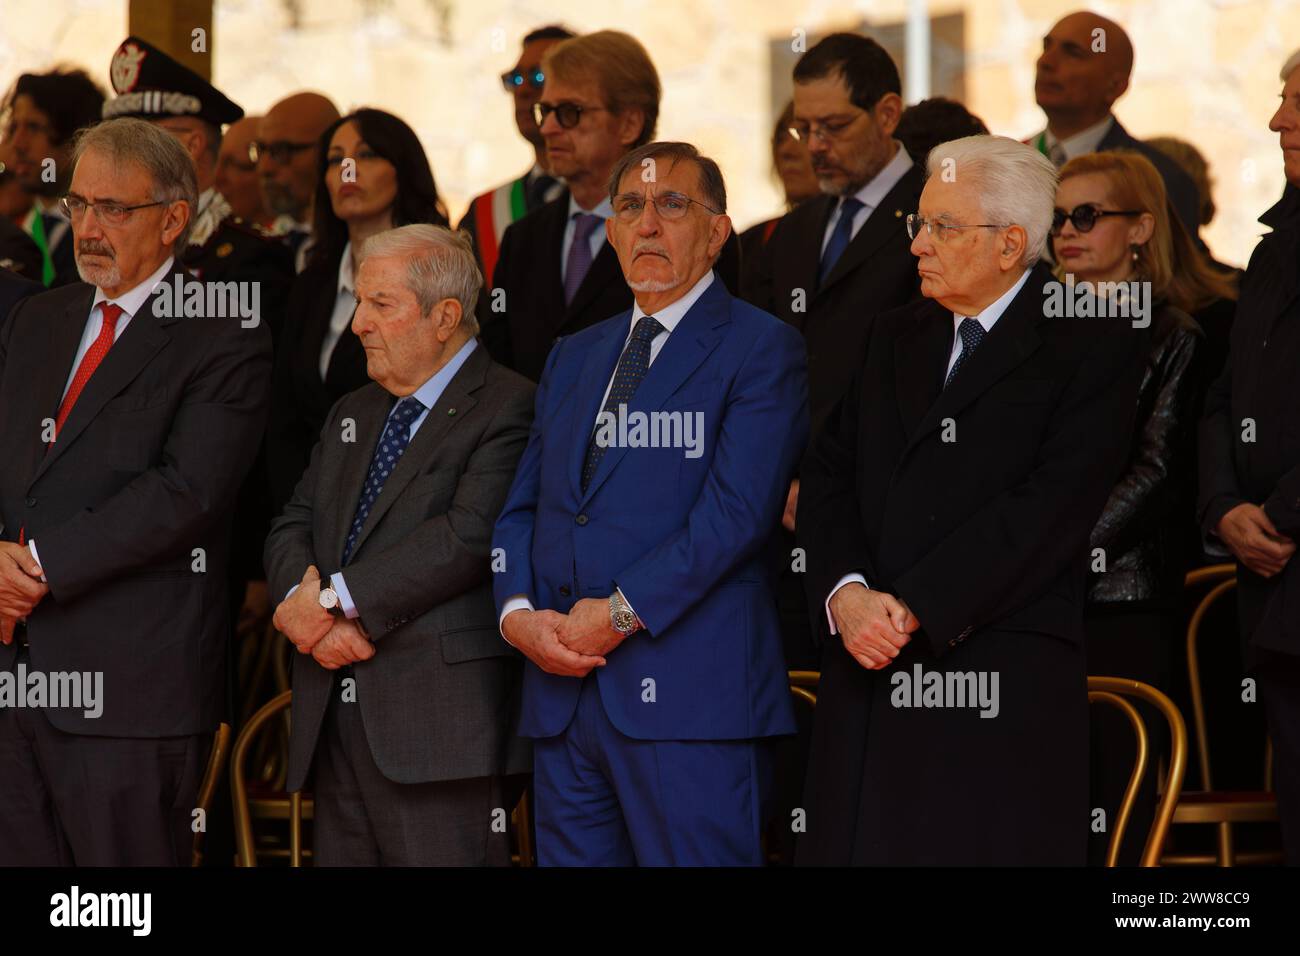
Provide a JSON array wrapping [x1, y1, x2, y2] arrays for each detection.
[[493, 276, 808, 741]]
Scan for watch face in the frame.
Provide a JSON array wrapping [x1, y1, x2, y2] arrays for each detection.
[[319, 588, 339, 609]]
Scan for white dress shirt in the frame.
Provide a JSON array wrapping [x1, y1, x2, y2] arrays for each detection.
[[29, 255, 177, 578], [559, 194, 614, 287], [288, 337, 479, 618], [318, 240, 357, 381], [1039, 115, 1114, 164], [498, 270, 718, 639], [823, 267, 1033, 634], [819, 142, 914, 256]]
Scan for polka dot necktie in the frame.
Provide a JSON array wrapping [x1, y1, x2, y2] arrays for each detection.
[[582, 315, 665, 492], [341, 395, 424, 564], [945, 317, 986, 389]]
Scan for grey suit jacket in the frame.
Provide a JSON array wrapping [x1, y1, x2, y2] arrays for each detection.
[[265, 343, 534, 789]]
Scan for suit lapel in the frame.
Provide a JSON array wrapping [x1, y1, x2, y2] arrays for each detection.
[[333, 387, 390, 563], [818, 164, 921, 295], [33, 279, 174, 483], [792, 197, 836, 317], [569, 317, 629, 499], [905, 267, 1048, 453], [578, 280, 730, 505], [894, 299, 952, 440], [342, 347, 487, 564], [564, 240, 619, 325]]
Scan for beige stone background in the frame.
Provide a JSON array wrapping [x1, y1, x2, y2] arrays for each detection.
[[2, 0, 1297, 267]]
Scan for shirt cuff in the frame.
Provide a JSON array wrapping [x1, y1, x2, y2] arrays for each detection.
[[329, 571, 358, 619], [826, 573, 869, 635], [27, 539, 47, 584], [498, 594, 534, 647]]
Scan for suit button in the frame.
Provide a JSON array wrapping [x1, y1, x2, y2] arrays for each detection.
[[559, 585, 571, 597], [25, 497, 36, 507], [949, 638, 959, 648], [575, 514, 588, 526]]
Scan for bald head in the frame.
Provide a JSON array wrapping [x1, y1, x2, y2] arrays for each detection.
[[1036, 11, 1134, 136], [258, 91, 341, 221]]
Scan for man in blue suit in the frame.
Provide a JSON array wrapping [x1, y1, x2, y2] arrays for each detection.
[[493, 141, 809, 865]]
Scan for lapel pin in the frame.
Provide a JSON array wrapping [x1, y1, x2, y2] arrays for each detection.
[[894, 209, 902, 218], [216, 242, 234, 258], [447, 408, 456, 416]]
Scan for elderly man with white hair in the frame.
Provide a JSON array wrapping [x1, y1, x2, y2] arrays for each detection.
[[1198, 48, 1300, 865], [796, 134, 1145, 865], [264, 223, 534, 865]]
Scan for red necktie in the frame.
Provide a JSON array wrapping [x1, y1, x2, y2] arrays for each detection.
[[54, 302, 125, 438]]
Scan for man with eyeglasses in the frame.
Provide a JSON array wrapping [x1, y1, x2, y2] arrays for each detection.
[[1028, 10, 1198, 239], [0, 117, 271, 866], [255, 91, 342, 272], [493, 141, 808, 865], [0, 68, 106, 288], [796, 134, 1144, 865], [457, 25, 573, 286], [103, 36, 294, 679]]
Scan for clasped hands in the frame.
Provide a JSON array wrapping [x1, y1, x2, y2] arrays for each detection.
[[1216, 503, 1295, 579], [501, 598, 626, 678], [272, 565, 374, 670], [0, 541, 49, 646], [829, 582, 920, 671]]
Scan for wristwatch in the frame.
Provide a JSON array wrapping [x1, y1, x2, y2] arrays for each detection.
[[609, 591, 640, 636], [319, 587, 341, 613]]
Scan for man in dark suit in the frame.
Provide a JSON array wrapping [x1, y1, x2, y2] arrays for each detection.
[[265, 225, 533, 865], [743, 33, 923, 430], [1198, 50, 1300, 864], [0, 215, 43, 282], [0, 117, 271, 865], [103, 36, 295, 610], [796, 135, 1143, 865], [1030, 10, 1199, 237], [493, 142, 808, 865], [480, 30, 740, 382]]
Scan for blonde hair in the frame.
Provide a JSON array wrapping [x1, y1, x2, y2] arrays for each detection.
[[1056, 150, 1236, 311], [542, 31, 661, 148]]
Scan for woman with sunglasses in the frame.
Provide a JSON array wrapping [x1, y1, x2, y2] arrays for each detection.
[[1052, 149, 1233, 864], [267, 108, 449, 512]]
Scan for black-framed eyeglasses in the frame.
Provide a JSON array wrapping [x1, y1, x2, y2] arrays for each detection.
[[248, 139, 316, 165], [1051, 204, 1143, 237], [612, 192, 721, 223], [60, 194, 166, 225], [533, 101, 607, 130], [502, 68, 545, 93], [906, 214, 1006, 243]]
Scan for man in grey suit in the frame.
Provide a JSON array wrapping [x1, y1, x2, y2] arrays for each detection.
[[265, 224, 534, 866]]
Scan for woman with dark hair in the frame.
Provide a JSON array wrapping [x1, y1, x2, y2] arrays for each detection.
[[268, 108, 449, 511], [738, 101, 819, 268]]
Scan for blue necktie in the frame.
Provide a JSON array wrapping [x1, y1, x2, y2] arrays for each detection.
[[582, 315, 665, 492], [945, 317, 986, 389], [564, 213, 602, 305], [818, 197, 865, 285], [341, 396, 424, 564]]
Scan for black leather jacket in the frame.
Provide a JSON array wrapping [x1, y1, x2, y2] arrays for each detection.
[[1088, 303, 1205, 605]]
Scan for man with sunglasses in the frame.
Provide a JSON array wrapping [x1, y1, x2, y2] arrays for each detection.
[[458, 25, 573, 286], [0, 117, 271, 865], [256, 91, 342, 272], [493, 141, 807, 865]]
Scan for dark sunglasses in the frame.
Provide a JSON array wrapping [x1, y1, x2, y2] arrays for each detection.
[[248, 140, 316, 165], [1051, 203, 1142, 236], [502, 68, 545, 92], [532, 101, 607, 129]]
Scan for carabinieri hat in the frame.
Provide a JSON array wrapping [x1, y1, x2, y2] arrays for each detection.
[[103, 35, 243, 127]]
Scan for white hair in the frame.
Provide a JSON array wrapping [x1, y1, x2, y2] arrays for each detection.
[[925, 135, 1058, 266], [359, 224, 482, 334], [1282, 48, 1300, 82]]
